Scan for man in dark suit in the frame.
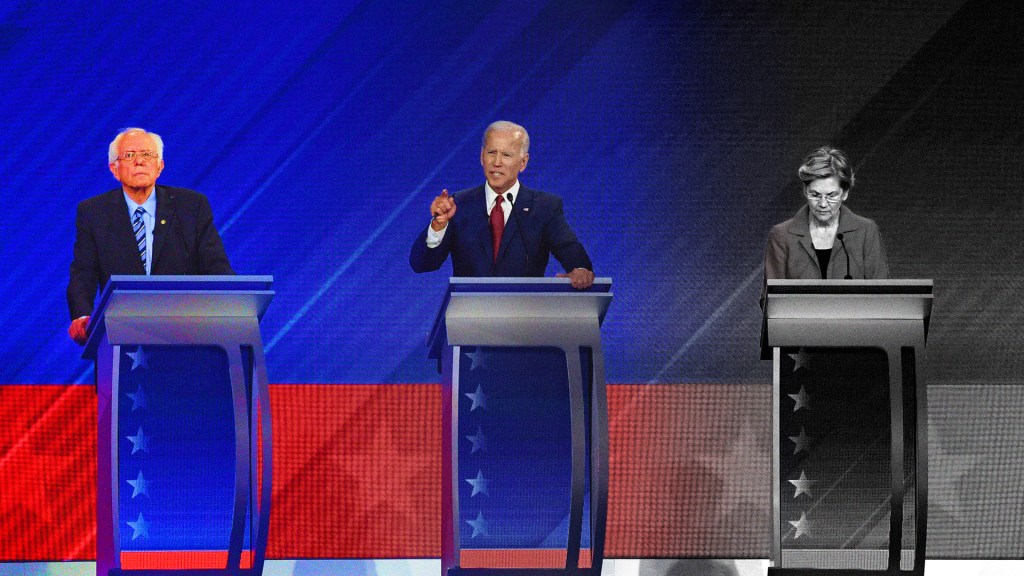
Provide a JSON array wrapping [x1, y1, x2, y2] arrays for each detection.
[[409, 121, 594, 288], [66, 127, 234, 344]]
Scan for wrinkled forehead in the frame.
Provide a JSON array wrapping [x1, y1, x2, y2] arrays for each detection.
[[118, 131, 157, 152], [483, 129, 525, 152], [806, 176, 843, 193]]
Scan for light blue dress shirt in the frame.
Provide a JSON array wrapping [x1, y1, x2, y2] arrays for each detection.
[[123, 190, 157, 275]]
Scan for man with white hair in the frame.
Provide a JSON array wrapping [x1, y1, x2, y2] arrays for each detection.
[[410, 120, 594, 289], [66, 127, 234, 344]]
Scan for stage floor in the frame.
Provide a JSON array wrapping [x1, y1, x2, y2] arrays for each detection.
[[1, 559, 1020, 575]]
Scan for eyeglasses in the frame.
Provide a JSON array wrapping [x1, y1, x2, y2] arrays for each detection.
[[805, 191, 842, 203], [117, 151, 160, 162]]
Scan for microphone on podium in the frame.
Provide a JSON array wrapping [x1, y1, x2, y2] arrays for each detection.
[[836, 232, 852, 279]]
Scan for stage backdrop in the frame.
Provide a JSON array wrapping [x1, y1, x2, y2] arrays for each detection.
[[0, 0, 1021, 564]]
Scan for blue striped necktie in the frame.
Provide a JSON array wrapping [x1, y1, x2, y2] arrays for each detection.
[[133, 207, 147, 272]]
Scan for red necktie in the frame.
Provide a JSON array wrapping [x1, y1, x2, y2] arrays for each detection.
[[490, 195, 504, 262]]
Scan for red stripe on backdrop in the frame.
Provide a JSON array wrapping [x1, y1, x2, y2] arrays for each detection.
[[267, 384, 441, 558], [0, 383, 769, 561], [606, 384, 771, 557]]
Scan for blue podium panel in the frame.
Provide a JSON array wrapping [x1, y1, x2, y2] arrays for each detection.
[[116, 345, 248, 552], [86, 276, 273, 576], [434, 278, 611, 576], [455, 346, 592, 551]]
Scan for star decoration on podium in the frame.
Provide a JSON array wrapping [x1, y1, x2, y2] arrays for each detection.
[[127, 346, 148, 371], [788, 386, 811, 412], [127, 512, 150, 540], [466, 470, 490, 497], [127, 384, 147, 411], [466, 427, 487, 453], [789, 349, 813, 371], [789, 511, 811, 539], [465, 348, 488, 370], [467, 511, 488, 538], [127, 427, 150, 454], [127, 471, 149, 498], [788, 427, 812, 454], [789, 470, 816, 498], [465, 385, 488, 411]]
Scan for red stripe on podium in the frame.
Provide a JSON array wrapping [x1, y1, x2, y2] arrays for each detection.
[[120, 550, 253, 569], [460, 548, 592, 568]]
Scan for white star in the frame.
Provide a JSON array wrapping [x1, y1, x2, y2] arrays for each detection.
[[127, 427, 150, 454], [788, 427, 812, 455], [127, 512, 150, 540], [789, 511, 811, 539], [127, 384, 146, 411], [465, 385, 487, 411], [126, 346, 148, 371], [466, 427, 487, 453], [465, 348, 487, 371], [466, 511, 488, 538], [466, 470, 490, 497], [127, 470, 149, 498], [788, 470, 816, 498], [789, 349, 813, 372], [788, 386, 811, 412]]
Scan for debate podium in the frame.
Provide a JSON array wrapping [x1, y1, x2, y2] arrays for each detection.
[[83, 276, 274, 576], [762, 279, 932, 576], [427, 278, 613, 576]]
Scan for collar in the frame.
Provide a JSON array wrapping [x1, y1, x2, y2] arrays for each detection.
[[484, 180, 521, 211], [787, 204, 863, 236], [123, 187, 158, 217]]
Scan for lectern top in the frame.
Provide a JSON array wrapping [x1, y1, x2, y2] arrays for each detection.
[[766, 279, 932, 295], [83, 275, 274, 358], [427, 277, 613, 359]]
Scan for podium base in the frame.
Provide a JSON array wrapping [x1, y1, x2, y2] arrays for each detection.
[[768, 568, 922, 576], [449, 569, 601, 576]]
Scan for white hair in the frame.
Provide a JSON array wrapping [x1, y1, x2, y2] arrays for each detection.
[[108, 127, 164, 164], [483, 120, 530, 155]]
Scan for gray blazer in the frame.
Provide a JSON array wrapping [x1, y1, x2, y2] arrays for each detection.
[[764, 204, 889, 282], [758, 205, 889, 359]]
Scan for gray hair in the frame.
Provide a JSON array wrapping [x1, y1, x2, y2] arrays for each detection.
[[108, 127, 165, 164], [798, 146, 854, 191], [482, 120, 530, 155]]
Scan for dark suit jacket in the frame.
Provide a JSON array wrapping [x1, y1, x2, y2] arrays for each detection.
[[409, 184, 592, 277], [67, 185, 234, 319]]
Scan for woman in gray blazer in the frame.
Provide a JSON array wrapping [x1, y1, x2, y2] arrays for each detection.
[[764, 146, 889, 284]]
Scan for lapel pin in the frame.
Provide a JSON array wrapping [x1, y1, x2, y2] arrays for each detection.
[[523, 207, 529, 212], [160, 220, 166, 225]]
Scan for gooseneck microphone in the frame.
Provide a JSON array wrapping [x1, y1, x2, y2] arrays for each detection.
[[505, 192, 531, 272], [836, 232, 852, 279]]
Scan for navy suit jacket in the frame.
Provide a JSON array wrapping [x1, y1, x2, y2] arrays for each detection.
[[67, 185, 234, 319], [409, 184, 592, 277]]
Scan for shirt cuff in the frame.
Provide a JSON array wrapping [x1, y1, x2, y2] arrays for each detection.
[[426, 222, 447, 248]]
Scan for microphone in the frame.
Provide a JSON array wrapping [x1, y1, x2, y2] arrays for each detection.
[[836, 233, 852, 279], [505, 192, 531, 272]]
